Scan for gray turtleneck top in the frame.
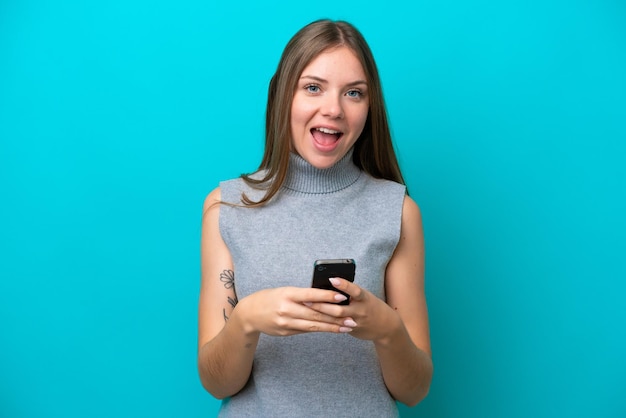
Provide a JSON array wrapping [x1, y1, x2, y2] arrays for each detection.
[[218, 150, 406, 417]]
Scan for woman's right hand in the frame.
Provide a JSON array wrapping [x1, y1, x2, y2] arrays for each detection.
[[235, 286, 357, 337]]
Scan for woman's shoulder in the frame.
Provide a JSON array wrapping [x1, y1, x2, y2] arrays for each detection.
[[203, 186, 222, 209], [214, 171, 270, 206], [219, 169, 268, 188], [360, 172, 407, 197]]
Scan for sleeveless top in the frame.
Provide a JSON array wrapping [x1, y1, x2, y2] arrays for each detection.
[[218, 150, 406, 417]]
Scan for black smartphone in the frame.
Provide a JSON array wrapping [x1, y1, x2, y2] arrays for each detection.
[[311, 259, 356, 305]]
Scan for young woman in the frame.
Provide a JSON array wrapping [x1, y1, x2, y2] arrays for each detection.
[[198, 19, 433, 417]]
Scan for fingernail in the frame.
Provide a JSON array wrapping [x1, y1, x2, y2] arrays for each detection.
[[303, 302, 312, 307], [339, 327, 353, 333], [334, 294, 347, 302], [329, 278, 341, 286], [344, 319, 357, 327]]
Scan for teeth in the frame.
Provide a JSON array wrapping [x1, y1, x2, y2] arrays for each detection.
[[316, 127, 340, 134]]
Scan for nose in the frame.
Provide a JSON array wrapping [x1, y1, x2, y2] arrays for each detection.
[[321, 94, 344, 119]]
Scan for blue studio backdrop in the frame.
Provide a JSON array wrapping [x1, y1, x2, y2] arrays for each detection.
[[1, 0, 625, 417]]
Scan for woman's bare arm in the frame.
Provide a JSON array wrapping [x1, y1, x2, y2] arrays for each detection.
[[375, 195, 433, 405], [197, 188, 259, 399]]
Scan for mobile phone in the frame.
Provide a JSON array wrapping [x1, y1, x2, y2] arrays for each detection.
[[311, 259, 356, 305]]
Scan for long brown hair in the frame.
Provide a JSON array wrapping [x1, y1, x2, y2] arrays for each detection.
[[240, 19, 405, 207]]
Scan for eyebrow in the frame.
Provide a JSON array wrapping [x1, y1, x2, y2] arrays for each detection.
[[300, 75, 368, 87]]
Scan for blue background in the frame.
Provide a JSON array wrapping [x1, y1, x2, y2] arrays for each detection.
[[1, 0, 625, 417]]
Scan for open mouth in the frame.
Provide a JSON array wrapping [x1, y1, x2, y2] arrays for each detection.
[[311, 127, 343, 147]]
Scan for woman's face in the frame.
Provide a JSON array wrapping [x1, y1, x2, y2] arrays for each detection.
[[290, 46, 369, 169]]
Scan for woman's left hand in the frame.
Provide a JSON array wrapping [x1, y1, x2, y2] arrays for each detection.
[[304, 277, 400, 342]]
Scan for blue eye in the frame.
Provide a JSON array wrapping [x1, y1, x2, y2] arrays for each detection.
[[306, 85, 320, 93], [346, 89, 362, 98]]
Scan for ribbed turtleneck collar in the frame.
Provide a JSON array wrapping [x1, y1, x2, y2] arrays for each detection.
[[282, 149, 362, 194]]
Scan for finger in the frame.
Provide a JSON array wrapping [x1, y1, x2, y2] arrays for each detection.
[[292, 302, 352, 327], [303, 301, 347, 318], [278, 302, 353, 332], [292, 287, 347, 304], [328, 277, 365, 301], [289, 318, 354, 334]]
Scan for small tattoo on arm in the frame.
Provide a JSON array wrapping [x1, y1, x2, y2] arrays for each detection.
[[220, 269, 238, 322], [220, 269, 235, 289]]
